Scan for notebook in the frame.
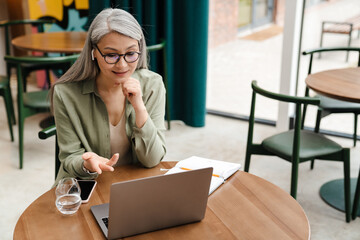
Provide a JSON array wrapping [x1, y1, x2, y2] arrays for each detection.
[[165, 156, 241, 195], [91, 167, 213, 240]]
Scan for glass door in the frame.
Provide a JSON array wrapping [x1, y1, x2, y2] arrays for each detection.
[[238, 0, 274, 29], [238, 0, 252, 28], [252, 0, 274, 27]]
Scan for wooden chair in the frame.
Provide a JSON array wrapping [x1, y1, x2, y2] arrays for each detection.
[[4, 54, 79, 169], [245, 80, 351, 222], [302, 47, 360, 149]]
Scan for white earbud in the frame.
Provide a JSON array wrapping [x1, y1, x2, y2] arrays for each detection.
[[91, 49, 95, 61]]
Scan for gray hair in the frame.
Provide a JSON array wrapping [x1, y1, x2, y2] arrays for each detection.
[[50, 8, 148, 109]]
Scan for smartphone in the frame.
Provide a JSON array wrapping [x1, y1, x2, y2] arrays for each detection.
[[77, 180, 97, 203]]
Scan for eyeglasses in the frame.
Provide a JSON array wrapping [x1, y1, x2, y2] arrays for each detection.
[[94, 45, 141, 64]]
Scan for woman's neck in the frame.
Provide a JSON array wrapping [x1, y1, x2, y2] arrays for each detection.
[[96, 75, 121, 95]]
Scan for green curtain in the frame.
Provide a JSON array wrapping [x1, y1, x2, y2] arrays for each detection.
[[88, 0, 209, 127]]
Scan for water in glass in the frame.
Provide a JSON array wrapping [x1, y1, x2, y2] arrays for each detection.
[[55, 194, 81, 215], [55, 177, 81, 215]]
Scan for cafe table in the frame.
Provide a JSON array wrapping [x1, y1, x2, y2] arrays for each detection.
[[13, 162, 310, 240], [11, 31, 87, 53], [306, 67, 360, 216]]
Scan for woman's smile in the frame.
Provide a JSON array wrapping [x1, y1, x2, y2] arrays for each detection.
[[113, 70, 129, 76]]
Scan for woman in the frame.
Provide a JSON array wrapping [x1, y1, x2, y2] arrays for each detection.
[[50, 8, 166, 185]]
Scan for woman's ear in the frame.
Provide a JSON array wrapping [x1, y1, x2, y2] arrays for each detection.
[[91, 49, 95, 61]]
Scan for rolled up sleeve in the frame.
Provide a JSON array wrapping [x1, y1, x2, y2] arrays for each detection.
[[131, 74, 167, 167]]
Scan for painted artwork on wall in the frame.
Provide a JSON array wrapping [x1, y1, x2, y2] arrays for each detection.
[[28, 0, 89, 32], [26, 0, 89, 88]]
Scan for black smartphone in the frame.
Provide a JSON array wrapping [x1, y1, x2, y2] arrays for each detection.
[[77, 180, 97, 203]]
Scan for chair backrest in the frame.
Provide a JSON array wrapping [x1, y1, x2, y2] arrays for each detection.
[[4, 54, 79, 93], [147, 41, 168, 89], [303, 47, 360, 76], [0, 19, 54, 56], [248, 80, 320, 146]]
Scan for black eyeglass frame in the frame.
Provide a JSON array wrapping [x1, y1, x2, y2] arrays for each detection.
[[94, 44, 141, 64]]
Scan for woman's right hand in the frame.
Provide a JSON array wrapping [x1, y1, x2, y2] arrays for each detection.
[[82, 152, 119, 174]]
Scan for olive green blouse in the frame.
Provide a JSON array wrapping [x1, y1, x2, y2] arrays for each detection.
[[53, 69, 166, 185]]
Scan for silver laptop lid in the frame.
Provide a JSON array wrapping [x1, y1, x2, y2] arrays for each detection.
[[107, 167, 212, 239]]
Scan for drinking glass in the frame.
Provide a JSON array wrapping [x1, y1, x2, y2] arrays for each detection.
[[55, 177, 81, 215]]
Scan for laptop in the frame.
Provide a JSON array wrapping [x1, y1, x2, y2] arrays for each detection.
[[91, 167, 213, 239]]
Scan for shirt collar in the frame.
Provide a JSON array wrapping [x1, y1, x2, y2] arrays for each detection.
[[82, 78, 99, 95]]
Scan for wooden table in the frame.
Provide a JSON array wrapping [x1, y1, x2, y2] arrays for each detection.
[[306, 67, 360, 216], [11, 31, 87, 53], [13, 162, 310, 240], [305, 67, 360, 103]]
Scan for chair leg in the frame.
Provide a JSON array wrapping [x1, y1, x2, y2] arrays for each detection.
[[166, 99, 171, 130], [22, 69, 29, 93], [310, 159, 315, 170], [244, 150, 251, 172], [6, 81, 16, 125], [352, 167, 360, 219], [55, 136, 60, 179], [9, 90, 16, 125], [354, 114, 358, 147], [3, 70, 15, 125], [315, 109, 322, 133], [343, 148, 351, 222], [290, 160, 299, 199], [3, 88, 14, 141], [18, 110, 24, 169], [310, 109, 323, 169]]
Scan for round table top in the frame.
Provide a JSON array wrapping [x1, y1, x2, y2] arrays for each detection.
[[11, 31, 87, 54], [13, 162, 310, 240], [305, 67, 360, 103]]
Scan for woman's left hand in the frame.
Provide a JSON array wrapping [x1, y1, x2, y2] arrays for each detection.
[[121, 77, 148, 128]]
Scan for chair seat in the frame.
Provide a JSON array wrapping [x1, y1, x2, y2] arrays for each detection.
[[23, 90, 50, 109], [262, 130, 342, 161], [317, 95, 360, 111]]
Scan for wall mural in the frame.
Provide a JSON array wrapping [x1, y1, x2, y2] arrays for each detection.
[[27, 0, 89, 88], [28, 0, 89, 31]]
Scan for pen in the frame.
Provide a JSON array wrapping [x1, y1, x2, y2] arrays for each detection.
[[180, 167, 220, 178]]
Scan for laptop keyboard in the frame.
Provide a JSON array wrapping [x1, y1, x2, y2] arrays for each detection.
[[102, 217, 109, 228]]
